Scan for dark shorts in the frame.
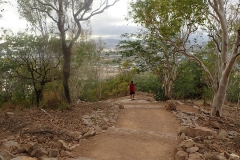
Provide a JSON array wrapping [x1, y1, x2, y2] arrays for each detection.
[[130, 91, 135, 95]]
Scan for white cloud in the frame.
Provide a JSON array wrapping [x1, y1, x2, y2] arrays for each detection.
[[0, 0, 139, 39]]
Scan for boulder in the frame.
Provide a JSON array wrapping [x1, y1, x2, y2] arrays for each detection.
[[178, 126, 217, 138], [165, 100, 177, 111]]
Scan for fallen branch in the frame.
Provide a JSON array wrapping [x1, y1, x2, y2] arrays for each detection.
[[41, 108, 52, 117]]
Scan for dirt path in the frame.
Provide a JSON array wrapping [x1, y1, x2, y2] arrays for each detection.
[[72, 97, 181, 160]]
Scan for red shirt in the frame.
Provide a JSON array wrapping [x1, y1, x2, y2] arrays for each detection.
[[129, 83, 135, 92]]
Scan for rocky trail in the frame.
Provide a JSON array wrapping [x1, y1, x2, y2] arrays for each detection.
[[72, 99, 180, 160], [0, 93, 240, 160]]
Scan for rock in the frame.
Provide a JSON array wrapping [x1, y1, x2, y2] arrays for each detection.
[[210, 121, 221, 129], [30, 147, 47, 158], [49, 140, 63, 149], [82, 119, 93, 127], [180, 132, 186, 140], [228, 131, 238, 137], [186, 146, 199, 153], [58, 140, 71, 151], [103, 117, 109, 123], [0, 149, 14, 160], [41, 158, 58, 160], [37, 136, 45, 143], [82, 115, 91, 119], [24, 142, 39, 155], [188, 152, 203, 160], [175, 150, 188, 160], [11, 156, 37, 160], [68, 157, 97, 160], [48, 149, 59, 158], [208, 144, 221, 152], [179, 139, 195, 148], [2, 141, 20, 151], [204, 152, 227, 160], [7, 136, 15, 140], [218, 129, 228, 139], [13, 146, 26, 154], [102, 124, 108, 130], [178, 126, 217, 138], [60, 150, 73, 158], [193, 106, 199, 110], [93, 125, 102, 135], [165, 100, 177, 111], [82, 128, 96, 139], [224, 152, 230, 159], [119, 104, 124, 109], [229, 153, 240, 159]]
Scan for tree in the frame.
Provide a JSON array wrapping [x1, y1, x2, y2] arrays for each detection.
[[0, 33, 62, 106], [118, 33, 186, 100], [17, 0, 119, 103], [127, 0, 240, 117], [70, 29, 105, 102]]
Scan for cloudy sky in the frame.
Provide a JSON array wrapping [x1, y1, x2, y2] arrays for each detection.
[[0, 0, 139, 39]]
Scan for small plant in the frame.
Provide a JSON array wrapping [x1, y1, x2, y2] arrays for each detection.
[[59, 102, 69, 110], [42, 91, 62, 109]]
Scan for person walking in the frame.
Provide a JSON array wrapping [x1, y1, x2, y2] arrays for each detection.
[[129, 81, 135, 100]]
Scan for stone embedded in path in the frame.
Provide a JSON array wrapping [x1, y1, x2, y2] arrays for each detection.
[[165, 100, 177, 110]]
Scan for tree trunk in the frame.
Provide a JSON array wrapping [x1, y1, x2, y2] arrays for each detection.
[[35, 89, 43, 106], [211, 74, 229, 117], [164, 81, 172, 101], [211, 26, 240, 117], [63, 51, 71, 103]]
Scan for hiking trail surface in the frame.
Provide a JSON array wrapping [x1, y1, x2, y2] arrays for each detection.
[[0, 92, 240, 160], [72, 98, 180, 160]]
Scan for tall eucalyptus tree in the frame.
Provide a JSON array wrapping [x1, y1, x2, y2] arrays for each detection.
[[127, 0, 240, 116], [17, 0, 119, 103]]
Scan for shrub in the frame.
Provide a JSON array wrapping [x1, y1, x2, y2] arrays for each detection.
[[41, 91, 62, 109]]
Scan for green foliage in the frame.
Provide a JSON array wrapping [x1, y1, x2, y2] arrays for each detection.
[[59, 102, 69, 111], [135, 72, 160, 93], [134, 72, 164, 101], [172, 60, 209, 99], [227, 72, 239, 103], [128, 0, 208, 38], [0, 32, 62, 106]]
